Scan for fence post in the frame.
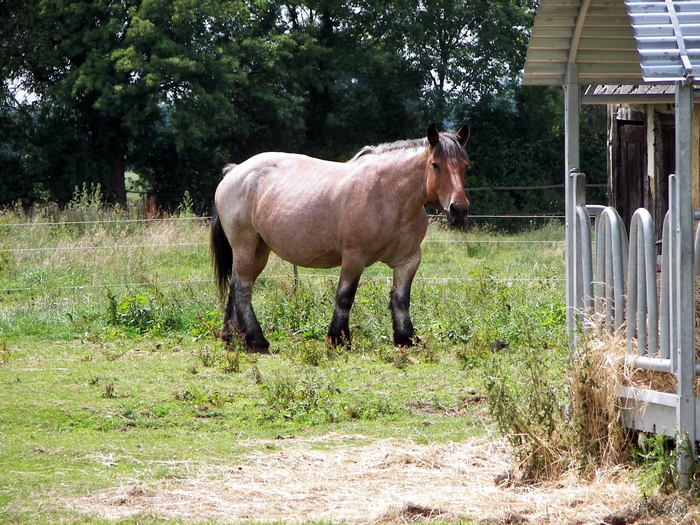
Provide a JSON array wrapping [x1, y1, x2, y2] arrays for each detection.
[[564, 64, 580, 342], [570, 170, 593, 334], [674, 79, 697, 485]]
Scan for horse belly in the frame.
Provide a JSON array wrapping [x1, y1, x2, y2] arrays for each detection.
[[255, 211, 343, 269], [263, 233, 342, 268]]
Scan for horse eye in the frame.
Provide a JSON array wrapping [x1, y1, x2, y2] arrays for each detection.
[[431, 162, 441, 172]]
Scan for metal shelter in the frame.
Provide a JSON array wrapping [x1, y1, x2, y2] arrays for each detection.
[[523, 0, 700, 478]]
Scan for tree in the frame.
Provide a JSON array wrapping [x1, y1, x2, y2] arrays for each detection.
[[0, 0, 578, 215], [0, 0, 254, 206], [381, 0, 537, 125]]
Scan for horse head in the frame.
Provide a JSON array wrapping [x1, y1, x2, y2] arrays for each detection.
[[425, 123, 471, 226]]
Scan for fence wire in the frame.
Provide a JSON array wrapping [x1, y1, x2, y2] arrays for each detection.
[[0, 215, 565, 295]]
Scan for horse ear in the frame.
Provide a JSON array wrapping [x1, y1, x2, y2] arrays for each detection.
[[457, 124, 470, 146], [427, 123, 440, 146]]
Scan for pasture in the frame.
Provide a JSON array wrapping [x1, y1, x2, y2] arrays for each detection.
[[0, 204, 657, 523]]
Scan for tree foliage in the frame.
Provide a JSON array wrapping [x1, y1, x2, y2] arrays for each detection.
[[0, 0, 596, 215]]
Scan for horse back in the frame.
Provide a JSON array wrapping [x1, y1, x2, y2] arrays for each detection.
[[215, 151, 426, 269]]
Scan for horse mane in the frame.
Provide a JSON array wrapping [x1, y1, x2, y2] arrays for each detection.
[[349, 133, 470, 168], [349, 138, 427, 161]]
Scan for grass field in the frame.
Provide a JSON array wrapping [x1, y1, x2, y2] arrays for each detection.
[[0, 207, 581, 523]]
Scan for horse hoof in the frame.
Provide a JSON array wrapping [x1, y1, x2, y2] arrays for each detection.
[[394, 334, 417, 347], [220, 328, 233, 343], [246, 337, 270, 353]]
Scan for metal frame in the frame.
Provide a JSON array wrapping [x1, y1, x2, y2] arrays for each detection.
[[528, 0, 700, 483]]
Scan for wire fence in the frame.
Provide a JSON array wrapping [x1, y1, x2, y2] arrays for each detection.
[[0, 214, 566, 295]]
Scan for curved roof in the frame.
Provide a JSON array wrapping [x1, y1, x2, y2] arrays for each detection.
[[523, 0, 700, 86], [523, 0, 642, 85]]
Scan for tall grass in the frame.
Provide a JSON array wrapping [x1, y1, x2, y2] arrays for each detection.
[[1, 201, 567, 354]]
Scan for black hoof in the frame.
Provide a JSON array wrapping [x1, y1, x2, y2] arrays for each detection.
[[394, 333, 417, 347], [245, 335, 270, 353]]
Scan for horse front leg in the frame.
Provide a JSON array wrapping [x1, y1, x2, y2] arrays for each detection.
[[390, 252, 421, 347], [327, 264, 363, 347]]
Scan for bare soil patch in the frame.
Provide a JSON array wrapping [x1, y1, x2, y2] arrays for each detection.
[[65, 434, 659, 524]]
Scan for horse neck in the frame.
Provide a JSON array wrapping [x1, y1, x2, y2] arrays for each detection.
[[379, 148, 430, 212]]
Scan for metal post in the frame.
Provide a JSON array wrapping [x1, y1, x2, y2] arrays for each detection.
[[675, 79, 696, 484], [565, 64, 580, 340]]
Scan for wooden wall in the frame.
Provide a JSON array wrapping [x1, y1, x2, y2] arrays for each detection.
[[607, 103, 700, 242]]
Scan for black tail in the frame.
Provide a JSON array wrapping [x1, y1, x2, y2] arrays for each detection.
[[210, 208, 232, 302]]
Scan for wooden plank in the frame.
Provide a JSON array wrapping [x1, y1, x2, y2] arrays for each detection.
[[579, 37, 639, 50], [537, 5, 582, 16], [531, 26, 575, 38], [580, 26, 635, 37], [576, 49, 643, 61], [528, 37, 574, 49], [536, 16, 577, 27], [527, 49, 570, 62]]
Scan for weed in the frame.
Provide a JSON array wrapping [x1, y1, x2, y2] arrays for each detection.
[[261, 367, 341, 422], [483, 343, 569, 480], [70, 182, 104, 213], [0, 340, 12, 364], [636, 434, 680, 494], [223, 334, 247, 373], [224, 347, 240, 373], [196, 345, 218, 368], [191, 311, 219, 341], [282, 336, 329, 366], [179, 190, 195, 217], [174, 386, 233, 407], [250, 361, 263, 385], [456, 343, 491, 370], [103, 382, 116, 398], [108, 289, 186, 335], [392, 345, 413, 369]]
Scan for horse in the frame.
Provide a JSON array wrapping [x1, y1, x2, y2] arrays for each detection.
[[210, 123, 471, 351]]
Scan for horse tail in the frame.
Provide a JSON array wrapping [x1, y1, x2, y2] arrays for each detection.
[[210, 207, 232, 302]]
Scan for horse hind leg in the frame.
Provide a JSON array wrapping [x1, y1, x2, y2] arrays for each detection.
[[223, 238, 271, 352]]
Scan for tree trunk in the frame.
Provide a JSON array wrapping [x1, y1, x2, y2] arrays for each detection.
[[110, 148, 127, 207]]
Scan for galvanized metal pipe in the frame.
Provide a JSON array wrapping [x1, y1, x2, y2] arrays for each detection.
[[594, 207, 628, 335], [627, 208, 658, 358]]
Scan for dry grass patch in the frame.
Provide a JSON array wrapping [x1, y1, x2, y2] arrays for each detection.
[[68, 436, 641, 524]]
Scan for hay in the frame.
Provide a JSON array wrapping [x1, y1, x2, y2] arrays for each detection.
[[68, 435, 641, 524], [569, 334, 635, 470], [584, 276, 700, 396]]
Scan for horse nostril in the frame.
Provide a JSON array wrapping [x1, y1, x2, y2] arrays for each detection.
[[447, 202, 469, 226], [449, 202, 468, 217]]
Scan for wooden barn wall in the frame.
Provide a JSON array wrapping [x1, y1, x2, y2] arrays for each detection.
[[607, 103, 700, 241]]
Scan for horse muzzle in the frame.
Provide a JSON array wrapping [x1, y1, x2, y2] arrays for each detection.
[[446, 202, 470, 226]]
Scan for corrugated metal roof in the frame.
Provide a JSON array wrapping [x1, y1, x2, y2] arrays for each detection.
[[626, 0, 700, 82], [523, 0, 643, 85], [523, 0, 700, 86], [581, 82, 700, 102]]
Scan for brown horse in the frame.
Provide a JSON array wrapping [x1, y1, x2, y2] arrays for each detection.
[[211, 123, 471, 351]]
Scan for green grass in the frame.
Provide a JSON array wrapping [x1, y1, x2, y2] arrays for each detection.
[[0, 208, 568, 523]]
